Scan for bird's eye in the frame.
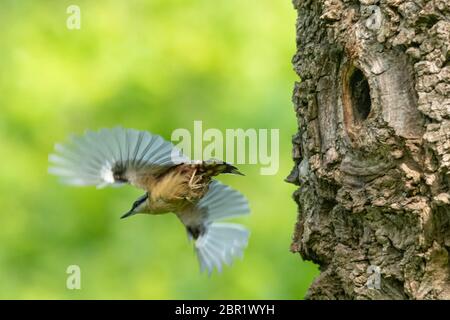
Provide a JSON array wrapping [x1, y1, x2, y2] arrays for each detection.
[[132, 193, 148, 209], [132, 200, 142, 209]]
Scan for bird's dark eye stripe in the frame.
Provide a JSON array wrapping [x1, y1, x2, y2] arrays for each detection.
[[132, 193, 148, 208]]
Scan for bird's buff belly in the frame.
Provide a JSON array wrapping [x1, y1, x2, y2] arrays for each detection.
[[147, 197, 193, 215]]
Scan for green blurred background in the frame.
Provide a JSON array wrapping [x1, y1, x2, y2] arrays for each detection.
[[0, 0, 318, 299]]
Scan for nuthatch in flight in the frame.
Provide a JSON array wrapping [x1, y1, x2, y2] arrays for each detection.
[[49, 127, 250, 274]]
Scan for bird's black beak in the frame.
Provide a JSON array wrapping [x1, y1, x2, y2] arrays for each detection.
[[120, 210, 136, 219], [121, 192, 148, 219]]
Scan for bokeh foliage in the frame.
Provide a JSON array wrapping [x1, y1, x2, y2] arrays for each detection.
[[0, 0, 318, 299]]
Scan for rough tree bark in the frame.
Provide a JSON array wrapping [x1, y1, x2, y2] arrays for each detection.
[[287, 0, 450, 299]]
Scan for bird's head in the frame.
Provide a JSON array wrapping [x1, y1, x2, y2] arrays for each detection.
[[121, 193, 149, 219]]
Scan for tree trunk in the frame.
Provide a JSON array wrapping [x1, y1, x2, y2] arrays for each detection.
[[287, 0, 450, 299]]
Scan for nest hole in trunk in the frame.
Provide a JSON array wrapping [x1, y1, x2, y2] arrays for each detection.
[[349, 68, 371, 122]]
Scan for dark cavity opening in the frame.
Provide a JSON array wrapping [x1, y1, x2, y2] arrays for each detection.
[[349, 68, 371, 122]]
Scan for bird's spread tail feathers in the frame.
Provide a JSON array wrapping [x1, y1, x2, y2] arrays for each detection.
[[197, 160, 245, 177]]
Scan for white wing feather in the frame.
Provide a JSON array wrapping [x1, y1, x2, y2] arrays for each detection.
[[48, 127, 188, 188], [179, 181, 250, 275]]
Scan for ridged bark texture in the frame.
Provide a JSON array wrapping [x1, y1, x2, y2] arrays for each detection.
[[287, 0, 450, 299]]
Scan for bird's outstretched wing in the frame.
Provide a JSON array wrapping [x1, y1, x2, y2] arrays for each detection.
[[48, 127, 188, 189], [177, 180, 250, 275]]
